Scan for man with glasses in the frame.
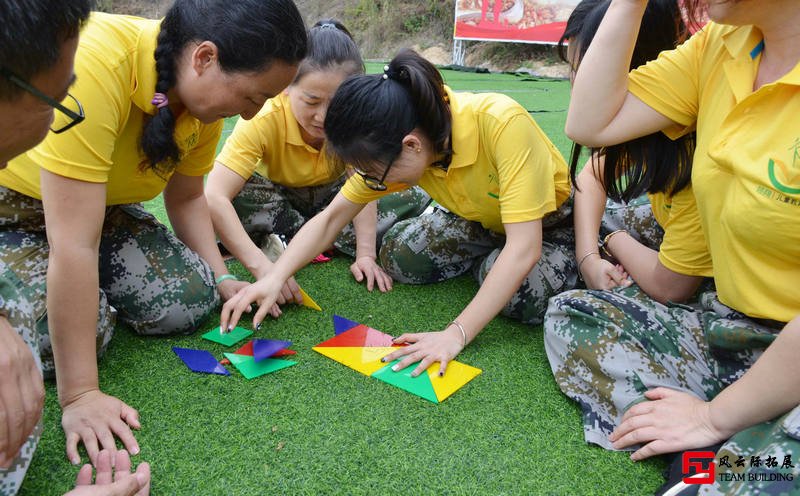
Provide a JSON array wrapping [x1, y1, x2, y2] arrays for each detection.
[[0, 1, 148, 495]]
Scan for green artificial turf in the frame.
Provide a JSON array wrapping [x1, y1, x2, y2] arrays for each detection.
[[20, 66, 665, 495]]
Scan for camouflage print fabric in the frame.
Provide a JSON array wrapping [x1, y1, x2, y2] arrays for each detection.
[[0, 186, 218, 376], [231, 173, 432, 257], [380, 201, 577, 325], [600, 195, 664, 250], [0, 247, 42, 495], [544, 285, 800, 494]]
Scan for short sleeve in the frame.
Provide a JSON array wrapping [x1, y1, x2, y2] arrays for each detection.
[[28, 47, 126, 183], [340, 173, 407, 205], [656, 187, 713, 277], [628, 27, 706, 138], [216, 115, 271, 180], [491, 113, 563, 223]]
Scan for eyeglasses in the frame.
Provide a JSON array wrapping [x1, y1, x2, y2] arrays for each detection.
[[352, 162, 393, 192], [1, 66, 85, 134]]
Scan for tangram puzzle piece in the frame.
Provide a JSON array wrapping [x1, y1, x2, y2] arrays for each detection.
[[223, 353, 296, 380], [252, 339, 292, 362], [313, 316, 482, 402], [298, 287, 321, 311], [333, 315, 360, 335], [233, 340, 296, 358], [313, 346, 396, 376], [315, 323, 399, 348], [202, 326, 253, 346], [373, 360, 482, 403], [173, 347, 229, 375]]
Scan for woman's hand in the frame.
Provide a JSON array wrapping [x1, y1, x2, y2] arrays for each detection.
[[379, 326, 465, 377], [60, 389, 141, 466], [350, 256, 393, 293], [609, 387, 731, 461], [581, 257, 631, 290], [220, 277, 287, 331]]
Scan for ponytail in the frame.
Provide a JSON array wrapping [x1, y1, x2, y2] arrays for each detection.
[[324, 49, 451, 173]]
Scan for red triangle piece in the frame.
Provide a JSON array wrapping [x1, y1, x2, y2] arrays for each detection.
[[233, 341, 254, 356], [272, 348, 296, 357], [315, 324, 400, 347]]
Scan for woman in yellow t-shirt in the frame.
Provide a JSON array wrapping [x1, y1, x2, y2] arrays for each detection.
[[0, 0, 306, 467], [222, 49, 574, 375], [545, 1, 800, 492], [206, 20, 431, 299], [564, 0, 712, 299]]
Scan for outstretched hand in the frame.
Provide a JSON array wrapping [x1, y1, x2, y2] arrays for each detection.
[[60, 389, 141, 466], [609, 387, 730, 461], [65, 449, 150, 496], [379, 326, 465, 377], [350, 256, 393, 293]]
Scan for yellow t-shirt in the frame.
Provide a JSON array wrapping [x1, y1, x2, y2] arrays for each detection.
[[0, 12, 222, 205], [215, 93, 342, 187], [341, 88, 570, 234], [629, 22, 800, 322], [648, 187, 712, 277]]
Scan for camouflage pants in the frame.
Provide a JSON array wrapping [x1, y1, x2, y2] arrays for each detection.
[[231, 174, 432, 257], [601, 196, 664, 250], [380, 202, 577, 325], [0, 186, 218, 370], [544, 285, 800, 494]]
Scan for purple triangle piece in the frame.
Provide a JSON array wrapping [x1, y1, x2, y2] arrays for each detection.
[[252, 339, 292, 362], [173, 347, 230, 375], [333, 315, 360, 335]]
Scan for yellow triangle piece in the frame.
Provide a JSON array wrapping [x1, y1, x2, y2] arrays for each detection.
[[298, 287, 321, 311], [313, 346, 396, 376], [427, 360, 482, 402]]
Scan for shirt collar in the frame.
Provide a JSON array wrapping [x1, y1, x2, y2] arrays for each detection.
[[444, 86, 478, 169], [130, 19, 162, 114], [721, 23, 800, 86]]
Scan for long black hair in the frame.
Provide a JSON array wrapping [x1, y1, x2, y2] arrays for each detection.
[[140, 0, 307, 176], [561, 0, 695, 201], [324, 48, 451, 174], [294, 19, 363, 83]]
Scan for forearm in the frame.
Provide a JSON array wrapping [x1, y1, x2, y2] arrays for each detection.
[[207, 193, 273, 278], [709, 317, 800, 436], [166, 194, 230, 279], [606, 233, 700, 302], [454, 243, 540, 345], [565, 0, 646, 143], [574, 165, 607, 263], [351, 201, 378, 260], [48, 248, 101, 405]]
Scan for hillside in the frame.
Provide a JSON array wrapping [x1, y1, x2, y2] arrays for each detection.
[[101, 0, 568, 75]]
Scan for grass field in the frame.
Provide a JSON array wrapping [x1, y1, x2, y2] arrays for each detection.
[[20, 64, 666, 495]]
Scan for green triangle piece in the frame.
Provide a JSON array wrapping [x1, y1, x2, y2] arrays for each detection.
[[223, 353, 295, 379], [372, 360, 439, 403], [202, 326, 253, 346]]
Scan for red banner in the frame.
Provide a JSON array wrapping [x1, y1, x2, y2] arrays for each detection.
[[454, 0, 579, 44]]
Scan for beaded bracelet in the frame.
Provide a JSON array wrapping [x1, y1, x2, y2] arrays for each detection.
[[215, 273, 239, 285]]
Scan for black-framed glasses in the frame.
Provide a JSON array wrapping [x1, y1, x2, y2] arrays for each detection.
[[352, 162, 393, 192], [0, 66, 84, 134]]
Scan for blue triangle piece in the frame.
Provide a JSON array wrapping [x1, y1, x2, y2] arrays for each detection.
[[333, 315, 360, 335], [252, 339, 292, 362], [173, 347, 230, 376]]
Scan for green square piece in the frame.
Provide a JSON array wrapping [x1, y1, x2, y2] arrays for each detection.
[[223, 353, 296, 380], [202, 326, 253, 346]]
